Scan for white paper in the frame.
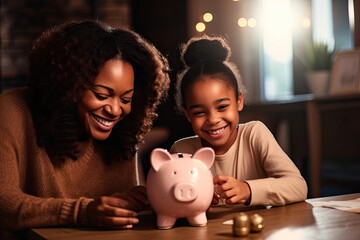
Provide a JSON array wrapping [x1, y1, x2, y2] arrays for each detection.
[[308, 198, 360, 213]]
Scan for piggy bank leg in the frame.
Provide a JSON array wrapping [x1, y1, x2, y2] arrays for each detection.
[[187, 212, 207, 227], [157, 214, 177, 229]]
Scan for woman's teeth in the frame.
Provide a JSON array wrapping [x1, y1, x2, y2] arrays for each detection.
[[93, 114, 113, 127]]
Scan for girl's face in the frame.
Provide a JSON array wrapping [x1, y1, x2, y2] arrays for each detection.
[[77, 59, 134, 141], [183, 77, 243, 155]]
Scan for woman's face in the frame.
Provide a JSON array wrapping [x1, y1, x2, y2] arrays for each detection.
[[77, 59, 134, 141], [183, 77, 243, 155]]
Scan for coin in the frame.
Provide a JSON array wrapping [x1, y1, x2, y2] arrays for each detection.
[[250, 213, 264, 232], [233, 212, 250, 237]]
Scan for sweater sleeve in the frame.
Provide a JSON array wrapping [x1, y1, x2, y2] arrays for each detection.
[[244, 122, 308, 206], [0, 89, 93, 231], [0, 185, 93, 230]]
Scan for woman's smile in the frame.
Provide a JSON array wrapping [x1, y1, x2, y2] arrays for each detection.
[[91, 113, 118, 129]]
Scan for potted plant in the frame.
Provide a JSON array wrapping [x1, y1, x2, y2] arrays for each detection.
[[296, 41, 335, 95]]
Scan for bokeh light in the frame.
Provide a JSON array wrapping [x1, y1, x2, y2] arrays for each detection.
[[248, 18, 257, 28], [203, 13, 213, 22], [238, 17, 247, 27], [196, 22, 206, 32]]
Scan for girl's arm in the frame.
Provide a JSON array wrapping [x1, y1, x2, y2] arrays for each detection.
[[245, 121, 308, 206]]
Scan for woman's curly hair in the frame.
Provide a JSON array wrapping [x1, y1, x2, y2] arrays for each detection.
[[27, 20, 170, 162]]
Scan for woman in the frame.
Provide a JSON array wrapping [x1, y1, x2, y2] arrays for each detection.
[[0, 20, 170, 239]]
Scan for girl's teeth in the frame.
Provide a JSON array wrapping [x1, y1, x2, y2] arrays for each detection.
[[93, 115, 113, 127], [209, 127, 224, 134]]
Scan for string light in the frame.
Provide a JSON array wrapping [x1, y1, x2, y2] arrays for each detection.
[[197, 0, 261, 31]]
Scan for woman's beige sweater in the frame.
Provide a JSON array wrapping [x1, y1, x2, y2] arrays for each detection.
[[0, 88, 144, 239]]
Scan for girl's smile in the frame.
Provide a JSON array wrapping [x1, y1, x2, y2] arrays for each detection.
[[205, 125, 227, 137]]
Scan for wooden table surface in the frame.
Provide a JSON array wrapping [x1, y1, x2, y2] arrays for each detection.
[[28, 193, 360, 240]]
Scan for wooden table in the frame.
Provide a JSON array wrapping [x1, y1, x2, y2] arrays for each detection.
[[28, 193, 360, 240]]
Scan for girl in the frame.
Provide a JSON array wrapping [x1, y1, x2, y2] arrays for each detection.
[[0, 20, 170, 239], [170, 35, 307, 207]]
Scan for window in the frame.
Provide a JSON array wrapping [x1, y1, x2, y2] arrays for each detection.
[[260, 0, 293, 100], [260, 0, 353, 101]]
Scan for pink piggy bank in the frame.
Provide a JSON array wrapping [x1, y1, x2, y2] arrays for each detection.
[[146, 147, 215, 229]]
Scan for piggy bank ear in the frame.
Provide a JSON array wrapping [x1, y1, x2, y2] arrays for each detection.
[[192, 147, 214, 169], [150, 148, 172, 172]]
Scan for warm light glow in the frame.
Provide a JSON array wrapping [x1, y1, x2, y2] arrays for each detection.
[[261, 0, 292, 62], [349, 0, 355, 32], [238, 18, 247, 28], [248, 18, 257, 28], [203, 13, 213, 22], [196, 22, 206, 32], [261, 0, 294, 100], [301, 18, 311, 28], [268, 228, 305, 240]]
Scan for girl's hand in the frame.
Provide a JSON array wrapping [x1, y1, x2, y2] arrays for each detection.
[[87, 196, 139, 229], [213, 175, 251, 205], [111, 186, 150, 211], [207, 193, 221, 212]]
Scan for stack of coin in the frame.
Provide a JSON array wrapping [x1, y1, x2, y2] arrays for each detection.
[[232, 213, 250, 237], [232, 212, 265, 237]]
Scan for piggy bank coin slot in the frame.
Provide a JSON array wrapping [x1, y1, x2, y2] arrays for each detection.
[[177, 153, 184, 158]]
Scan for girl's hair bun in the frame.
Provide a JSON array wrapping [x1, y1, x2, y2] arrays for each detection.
[[181, 35, 231, 67]]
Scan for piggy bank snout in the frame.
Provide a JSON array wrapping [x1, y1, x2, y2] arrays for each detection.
[[173, 183, 198, 202]]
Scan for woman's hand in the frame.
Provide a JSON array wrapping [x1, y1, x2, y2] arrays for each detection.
[[213, 175, 251, 205], [87, 196, 139, 229], [111, 186, 149, 211], [86, 186, 149, 229]]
